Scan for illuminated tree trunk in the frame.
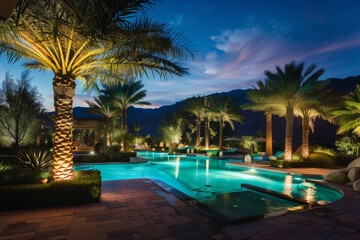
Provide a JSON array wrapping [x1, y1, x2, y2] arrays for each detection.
[[106, 132, 111, 146], [205, 118, 210, 149], [265, 113, 273, 156], [302, 115, 310, 158], [52, 73, 75, 180], [196, 117, 201, 146], [218, 117, 224, 149], [284, 108, 294, 161]]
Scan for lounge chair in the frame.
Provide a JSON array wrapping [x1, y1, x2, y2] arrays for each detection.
[[174, 146, 187, 153], [222, 148, 238, 155]]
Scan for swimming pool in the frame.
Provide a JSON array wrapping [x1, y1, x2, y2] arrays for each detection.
[[74, 152, 343, 222]]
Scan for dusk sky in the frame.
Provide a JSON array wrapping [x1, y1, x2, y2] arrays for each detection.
[[1, 0, 360, 110]]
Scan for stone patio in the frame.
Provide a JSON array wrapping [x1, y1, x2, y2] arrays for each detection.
[[0, 168, 360, 239]]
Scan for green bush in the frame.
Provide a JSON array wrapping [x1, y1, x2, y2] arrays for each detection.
[[73, 154, 107, 163], [312, 145, 336, 156], [0, 170, 101, 210], [305, 152, 337, 168], [109, 145, 121, 153], [270, 159, 313, 168], [109, 152, 136, 162], [73, 152, 136, 163], [0, 161, 7, 172], [14, 146, 53, 170], [0, 169, 51, 185]]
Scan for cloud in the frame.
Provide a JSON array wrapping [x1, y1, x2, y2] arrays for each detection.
[[169, 14, 183, 26]]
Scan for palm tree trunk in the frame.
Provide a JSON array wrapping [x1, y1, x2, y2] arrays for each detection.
[[196, 118, 201, 146], [219, 118, 224, 149], [205, 118, 209, 149], [121, 108, 127, 129], [284, 108, 294, 161], [265, 113, 273, 156], [52, 73, 76, 180], [106, 131, 111, 146], [302, 115, 310, 158]]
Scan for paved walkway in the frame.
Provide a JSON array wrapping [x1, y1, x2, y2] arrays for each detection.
[[0, 173, 360, 239]]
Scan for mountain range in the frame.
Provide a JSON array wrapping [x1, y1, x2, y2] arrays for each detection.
[[73, 75, 360, 150]]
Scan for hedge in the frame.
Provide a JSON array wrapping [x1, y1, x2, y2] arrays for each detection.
[[74, 152, 136, 163], [270, 159, 313, 168], [0, 170, 101, 210]]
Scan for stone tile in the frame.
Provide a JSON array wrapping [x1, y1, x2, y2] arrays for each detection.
[[0, 178, 359, 240]]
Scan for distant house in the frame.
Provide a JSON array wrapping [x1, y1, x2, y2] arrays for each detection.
[[72, 107, 102, 152]]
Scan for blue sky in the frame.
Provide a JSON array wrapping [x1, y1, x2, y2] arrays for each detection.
[[1, 0, 360, 109]]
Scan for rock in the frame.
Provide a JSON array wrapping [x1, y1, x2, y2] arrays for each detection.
[[353, 179, 360, 191], [347, 157, 360, 169], [324, 169, 349, 184], [347, 167, 360, 182]]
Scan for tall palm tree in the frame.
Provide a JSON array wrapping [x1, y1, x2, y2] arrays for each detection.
[[244, 80, 281, 156], [0, 0, 191, 180], [184, 96, 205, 147], [332, 85, 360, 136], [85, 96, 118, 146], [104, 78, 151, 130], [210, 95, 243, 149], [203, 96, 215, 149], [264, 61, 324, 161], [295, 84, 331, 158]]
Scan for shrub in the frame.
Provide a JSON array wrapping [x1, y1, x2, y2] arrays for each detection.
[[312, 145, 336, 156], [109, 152, 136, 162], [99, 145, 112, 160], [109, 145, 121, 153], [305, 152, 337, 168], [0, 169, 51, 185], [74, 154, 106, 163], [0, 161, 7, 172], [14, 146, 53, 170], [270, 159, 313, 168], [0, 170, 101, 210], [94, 142, 104, 153]]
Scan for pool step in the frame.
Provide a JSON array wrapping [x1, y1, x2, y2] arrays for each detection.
[[240, 183, 319, 206]]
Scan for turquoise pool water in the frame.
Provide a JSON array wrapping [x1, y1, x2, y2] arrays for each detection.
[[74, 152, 343, 222]]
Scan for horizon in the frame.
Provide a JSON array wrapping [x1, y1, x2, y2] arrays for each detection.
[[1, 0, 360, 110]]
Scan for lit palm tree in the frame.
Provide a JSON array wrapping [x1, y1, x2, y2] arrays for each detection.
[[264, 61, 324, 160], [332, 85, 360, 136], [203, 96, 215, 149], [184, 96, 205, 147], [210, 95, 243, 149], [295, 85, 332, 158], [104, 78, 151, 130], [0, 0, 191, 180], [244, 80, 281, 156], [85, 96, 118, 146]]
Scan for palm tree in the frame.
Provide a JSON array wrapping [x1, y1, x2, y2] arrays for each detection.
[[244, 80, 281, 156], [104, 78, 151, 130], [264, 61, 324, 161], [85, 96, 118, 146], [295, 84, 331, 158], [0, 0, 191, 180], [332, 85, 360, 136], [210, 95, 243, 149], [203, 96, 215, 149], [184, 96, 205, 147]]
